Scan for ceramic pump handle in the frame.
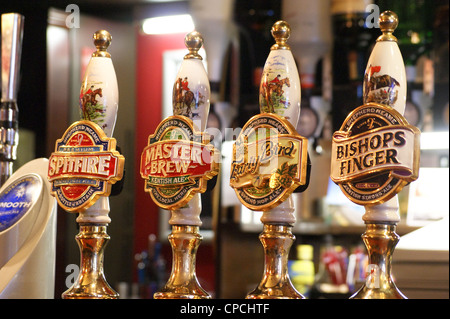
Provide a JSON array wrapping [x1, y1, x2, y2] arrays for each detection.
[[77, 30, 119, 224], [79, 30, 119, 138], [258, 21, 303, 225], [169, 31, 211, 226], [362, 12, 407, 223], [172, 31, 210, 132], [259, 21, 301, 128], [363, 11, 406, 115]]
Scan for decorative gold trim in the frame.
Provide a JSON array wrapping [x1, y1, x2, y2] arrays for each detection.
[[377, 11, 399, 43], [270, 20, 291, 51], [92, 30, 112, 58], [183, 31, 203, 60]]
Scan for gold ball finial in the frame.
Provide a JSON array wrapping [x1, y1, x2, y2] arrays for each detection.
[[380, 11, 398, 33], [93, 30, 112, 57], [184, 31, 203, 60], [271, 20, 291, 50], [377, 11, 399, 42]]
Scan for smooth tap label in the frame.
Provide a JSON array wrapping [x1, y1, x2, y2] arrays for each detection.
[[331, 103, 420, 205], [230, 113, 308, 211], [140, 115, 219, 210], [48, 121, 124, 212], [0, 174, 42, 232]]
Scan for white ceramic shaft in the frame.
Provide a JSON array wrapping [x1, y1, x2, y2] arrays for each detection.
[[79, 31, 118, 138], [364, 40, 406, 114], [259, 21, 301, 125], [76, 198, 111, 224], [170, 31, 210, 226]]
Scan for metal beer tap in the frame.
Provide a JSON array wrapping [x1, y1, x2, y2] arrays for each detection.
[[330, 11, 420, 299], [231, 21, 310, 299], [0, 13, 24, 186], [140, 31, 219, 299], [48, 30, 124, 299]]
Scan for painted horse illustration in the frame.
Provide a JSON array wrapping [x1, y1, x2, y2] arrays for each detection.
[[80, 87, 103, 120], [364, 65, 400, 106], [173, 77, 195, 117], [261, 76, 291, 112]]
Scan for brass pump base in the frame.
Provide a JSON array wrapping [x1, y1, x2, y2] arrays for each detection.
[[62, 225, 118, 299], [154, 225, 210, 299], [247, 224, 305, 299], [351, 222, 407, 299]]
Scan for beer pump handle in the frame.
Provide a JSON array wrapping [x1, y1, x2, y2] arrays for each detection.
[[46, 29, 124, 299], [150, 31, 213, 299], [258, 21, 309, 224], [77, 30, 119, 224], [242, 21, 307, 299], [169, 31, 210, 226], [362, 11, 407, 223], [347, 12, 415, 299]]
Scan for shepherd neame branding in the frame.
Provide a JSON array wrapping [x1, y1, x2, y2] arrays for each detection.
[[331, 103, 420, 205]]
